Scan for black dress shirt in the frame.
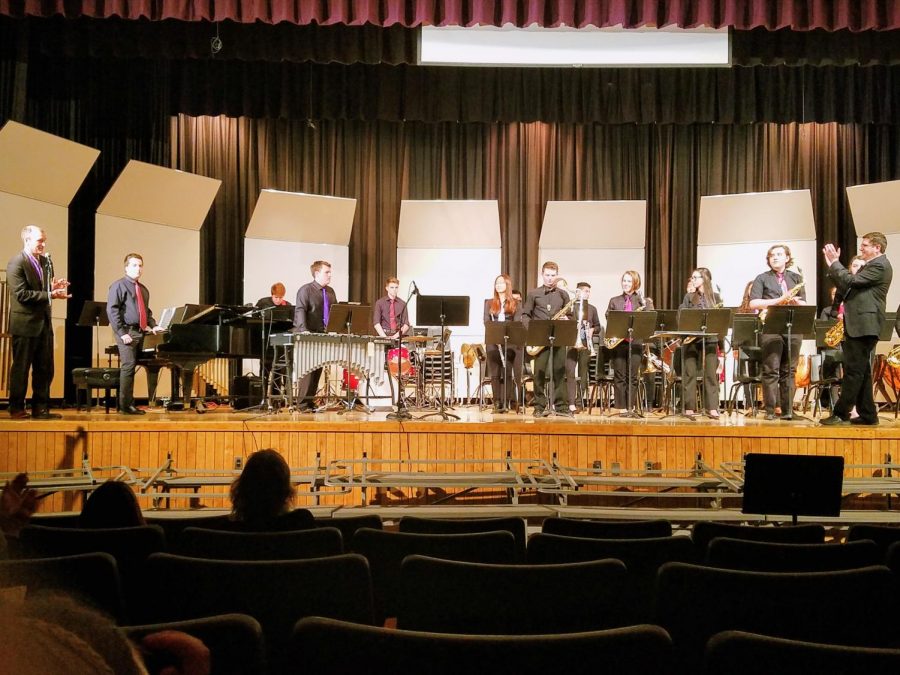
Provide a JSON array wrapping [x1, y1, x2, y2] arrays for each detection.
[[373, 295, 409, 335], [294, 281, 337, 333], [107, 276, 156, 337]]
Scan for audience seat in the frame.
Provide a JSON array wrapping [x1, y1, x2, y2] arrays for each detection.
[[123, 613, 266, 675], [178, 526, 343, 560], [291, 616, 673, 674], [847, 524, 900, 557], [315, 514, 383, 543], [397, 554, 628, 634], [350, 528, 517, 622], [0, 552, 126, 622], [542, 516, 672, 539], [691, 522, 825, 556], [704, 630, 900, 675], [398, 516, 527, 561], [656, 562, 896, 672], [706, 537, 880, 572]]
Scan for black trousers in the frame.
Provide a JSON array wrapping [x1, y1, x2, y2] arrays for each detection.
[[115, 330, 144, 409], [486, 344, 522, 407], [532, 346, 567, 410], [759, 334, 802, 413], [834, 335, 878, 420], [611, 341, 642, 410], [9, 323, 54, 413], [681, 341, 720, 411]]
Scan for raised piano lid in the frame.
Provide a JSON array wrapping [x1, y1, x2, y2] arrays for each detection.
[[178, 304, 246, 325]]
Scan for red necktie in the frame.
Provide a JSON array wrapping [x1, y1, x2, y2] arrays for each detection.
[[135, 281, 147, 330], [389, 299, 397, 332]]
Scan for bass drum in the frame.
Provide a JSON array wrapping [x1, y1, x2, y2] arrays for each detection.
[[387, 347, 416, 378]]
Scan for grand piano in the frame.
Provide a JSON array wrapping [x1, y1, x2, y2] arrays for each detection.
[[141, 304, 293, 408]]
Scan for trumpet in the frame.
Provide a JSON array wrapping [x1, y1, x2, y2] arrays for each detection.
[[575, 292, 595, 355]]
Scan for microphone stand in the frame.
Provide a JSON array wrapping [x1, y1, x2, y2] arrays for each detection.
[[387, 288, 415, 421]]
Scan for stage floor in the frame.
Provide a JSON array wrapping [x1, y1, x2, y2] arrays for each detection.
[[2, 404, 898, 513]]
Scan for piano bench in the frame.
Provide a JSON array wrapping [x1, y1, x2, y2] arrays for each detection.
[[72, 368, 121, 413]]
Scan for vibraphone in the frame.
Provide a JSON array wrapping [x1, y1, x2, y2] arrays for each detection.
[[270, 332, 391, 388]]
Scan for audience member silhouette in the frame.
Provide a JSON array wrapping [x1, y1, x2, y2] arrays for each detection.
[[229, 449, 314, 531], [80, 481, 146, 529]]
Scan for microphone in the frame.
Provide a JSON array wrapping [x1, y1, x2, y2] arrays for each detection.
[[411, 281, 420, 295], [44, 253, 54, 294]]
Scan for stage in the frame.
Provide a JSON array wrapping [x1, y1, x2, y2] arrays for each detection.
[[2, 405, 899, 515]]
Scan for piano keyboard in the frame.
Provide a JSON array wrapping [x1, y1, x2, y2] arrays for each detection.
[[271, 333, 391, 386]]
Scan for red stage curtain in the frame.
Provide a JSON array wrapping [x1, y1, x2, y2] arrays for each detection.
[[1, 1, 898, 31]]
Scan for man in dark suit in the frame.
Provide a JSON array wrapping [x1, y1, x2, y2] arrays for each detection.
[[821, 232, 893, 426], [6, 225, 70, 419], [293, 260, 338, 412], [522, 262, 570, 417], [107, 253, 165, 414]]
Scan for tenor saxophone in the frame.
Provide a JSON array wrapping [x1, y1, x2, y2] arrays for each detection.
[[824, 317, 844, 348]]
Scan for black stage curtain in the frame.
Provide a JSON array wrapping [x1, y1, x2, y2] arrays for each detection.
[[3, 0, 899, 31]]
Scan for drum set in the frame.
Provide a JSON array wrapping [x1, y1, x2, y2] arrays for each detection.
[[386, 335, 451, 409]]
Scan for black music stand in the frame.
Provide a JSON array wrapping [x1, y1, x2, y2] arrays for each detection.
[[678, 308, 732, 417], [606, 310, 658, 419], [742, 453, 844, 525], [417, 295, 470, 421], [325, 303, 373, 414], [525, 320, 578, 417], [77, 301, 109, 369], [763, 305, 817, 421], [237, 305, 283, 414], [485, 321, 526, 414]]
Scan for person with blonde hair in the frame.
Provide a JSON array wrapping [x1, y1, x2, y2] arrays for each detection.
[[484, 274, 522, 413], [607, 270, 653, 414]]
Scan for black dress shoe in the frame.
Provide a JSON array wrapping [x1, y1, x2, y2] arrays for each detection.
[[9, 409, 28, 419], [764, 412, 777, 421], [780, 414, 793, 421], [820, 414, 849, 426], [31, 410, 62, 420], [850, 417, 879, 426], [118, 406, 146, 415], [532, 408, 545, 418]]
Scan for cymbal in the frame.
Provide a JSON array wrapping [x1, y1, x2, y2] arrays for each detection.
[[403, 336, 431, 343]]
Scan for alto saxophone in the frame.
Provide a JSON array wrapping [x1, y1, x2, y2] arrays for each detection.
[[525, 281, 578, 357], [604, 299, 645, 349], [887, 344, 900, 367]]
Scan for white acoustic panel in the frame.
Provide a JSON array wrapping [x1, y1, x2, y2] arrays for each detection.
[[246, 189, 356, 245], [846, 179, 900, 236], [0, 121, 99, 207], [698, 190, 816, 245], [398, 200, 501, 249], [398, 248, 500, 398], [0, 193, 70, 398], [540, 201, 647, 249], [243, 240, 349, 308], [98, 160, 221, 231]]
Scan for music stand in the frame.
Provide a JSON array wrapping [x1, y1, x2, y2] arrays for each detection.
[[606, 310, 658, 418], [416, 295, 470, 421], [678, 308, 732, 417], [525, 320, 578, 417], [77, 301, 109, 368], [485, 321, 526, 413], [763, 305, 817, 421], [325, 303, 373, 414], [879, 311, 898, 341], [742, 453, 844, 525]]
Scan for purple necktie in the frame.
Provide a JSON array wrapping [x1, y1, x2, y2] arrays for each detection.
[[624, 296, 633, 312], [322, 288, 330, 327]]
